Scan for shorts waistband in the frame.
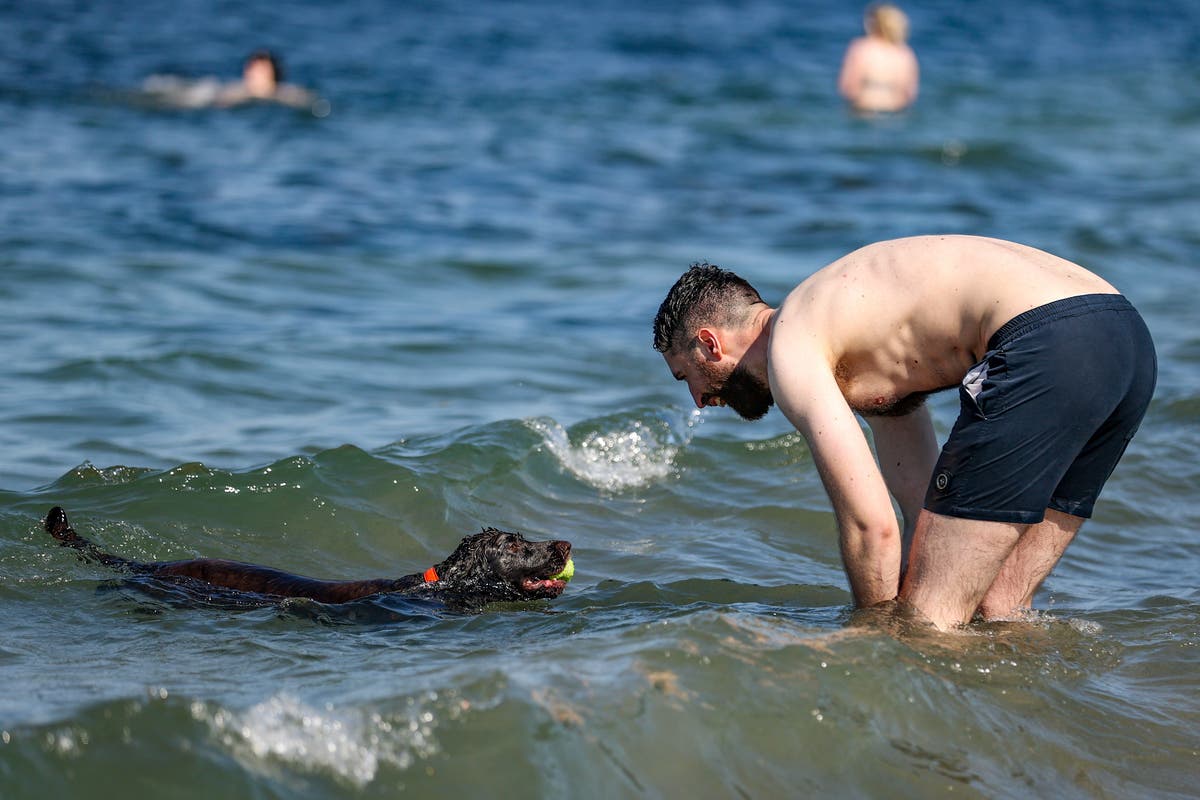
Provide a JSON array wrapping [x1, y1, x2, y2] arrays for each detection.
[[987, 293, 1133, 351]]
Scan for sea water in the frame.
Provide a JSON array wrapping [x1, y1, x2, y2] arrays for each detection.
[[1, 0, 1198, 796]]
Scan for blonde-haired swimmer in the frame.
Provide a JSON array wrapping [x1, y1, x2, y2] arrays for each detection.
[[838, 3, 919, 113]]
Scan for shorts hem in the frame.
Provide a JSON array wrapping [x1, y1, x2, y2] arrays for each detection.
[[923, 504, 1045, 525], [1047, 499, 1094, 520]]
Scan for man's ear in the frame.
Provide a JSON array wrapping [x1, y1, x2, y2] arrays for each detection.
[[696, 327, 724, 361]]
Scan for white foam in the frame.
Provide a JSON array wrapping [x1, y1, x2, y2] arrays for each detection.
[[196, 693, 445, 787], [1067, 617, 1104, 636], [528, 411, 700, 492]]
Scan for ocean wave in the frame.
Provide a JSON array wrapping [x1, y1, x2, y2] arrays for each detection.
[[526, 409, 700, 493], [195, 692, 453, 787]]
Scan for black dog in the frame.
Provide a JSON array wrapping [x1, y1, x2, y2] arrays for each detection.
[[44, 506, 571, 608]]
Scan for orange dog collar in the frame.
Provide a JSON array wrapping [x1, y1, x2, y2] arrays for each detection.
[[423, 566, 440, 583]]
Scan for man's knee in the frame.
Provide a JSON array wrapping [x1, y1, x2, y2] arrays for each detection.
[[900, 512, 1026, 629], [976, 509, 1084, 619]]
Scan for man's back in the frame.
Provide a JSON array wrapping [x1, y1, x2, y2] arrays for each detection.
[[771, 235, 1119, 408]]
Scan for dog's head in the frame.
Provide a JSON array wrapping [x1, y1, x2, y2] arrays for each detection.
[[433, 528, 572, 604]]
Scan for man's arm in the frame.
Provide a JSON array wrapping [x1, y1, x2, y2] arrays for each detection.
[[867, 406, 939, 579], [770, 352, 903, 607]]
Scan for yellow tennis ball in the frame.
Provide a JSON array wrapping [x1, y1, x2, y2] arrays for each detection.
[[552, 557, 574, 582]]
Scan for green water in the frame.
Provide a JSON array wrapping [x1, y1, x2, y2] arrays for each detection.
[[2, 0, 1199, 796]]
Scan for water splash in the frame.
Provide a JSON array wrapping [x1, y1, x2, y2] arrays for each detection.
[[196, 693, 450, 787], [527, 410, 701, 492]]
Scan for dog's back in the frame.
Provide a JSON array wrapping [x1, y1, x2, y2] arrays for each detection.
[[44, 506, 416, 602]]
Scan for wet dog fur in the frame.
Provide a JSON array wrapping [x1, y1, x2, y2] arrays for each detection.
[[44, 506, 571, 608]]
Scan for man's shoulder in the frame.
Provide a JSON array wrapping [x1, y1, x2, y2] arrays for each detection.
[[767, 318, 841, 407], [768, 292, 826, 351]]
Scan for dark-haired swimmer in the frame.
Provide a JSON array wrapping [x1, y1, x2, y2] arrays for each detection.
[[215, 49, 318, 110], [653, 235, 1156, 630], [141, 49, 324, 113]]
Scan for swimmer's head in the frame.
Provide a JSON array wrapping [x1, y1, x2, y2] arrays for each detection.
[[865, 3, 909, 45], [243, 50, 283, 97]]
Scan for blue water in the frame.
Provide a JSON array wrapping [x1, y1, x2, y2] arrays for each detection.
[[1, 0, 1198, 796]]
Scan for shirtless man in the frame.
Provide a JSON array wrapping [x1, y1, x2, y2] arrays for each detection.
[[653, 236, 1156, 630], [838, 3, 919, 113]]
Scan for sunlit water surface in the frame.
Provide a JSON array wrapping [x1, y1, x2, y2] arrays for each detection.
[[1, 0, 1198, 796]]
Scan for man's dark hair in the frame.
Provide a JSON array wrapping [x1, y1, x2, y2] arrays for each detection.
[[652, 262, 764, 353]]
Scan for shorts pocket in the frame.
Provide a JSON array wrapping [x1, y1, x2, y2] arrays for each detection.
[[961, 349, 1007, 419]]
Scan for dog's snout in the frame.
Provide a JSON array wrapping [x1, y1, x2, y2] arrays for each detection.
[[554, 540, 571, 560]]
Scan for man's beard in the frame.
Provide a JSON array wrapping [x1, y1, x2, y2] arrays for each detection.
[[719, 361, 774, 421]]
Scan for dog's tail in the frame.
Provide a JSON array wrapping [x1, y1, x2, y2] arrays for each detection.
[[45, 506, 142, 571]]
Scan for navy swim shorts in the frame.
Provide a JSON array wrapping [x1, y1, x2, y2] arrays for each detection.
[[924, 293, 1157, 524]]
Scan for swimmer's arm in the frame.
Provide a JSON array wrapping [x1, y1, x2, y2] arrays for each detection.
[[902, 49, 920, 102], [867, 406, 938, 578], [770, 352, 901, 607], [215, 83, 251, 107], [837, 39, 867, 101], [275, 84, 320, 110]]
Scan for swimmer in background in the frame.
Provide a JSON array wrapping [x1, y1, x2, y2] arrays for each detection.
[[837, 4, 919, 113], [142, 49, 327, 114], [215, 50, 317, 109]]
